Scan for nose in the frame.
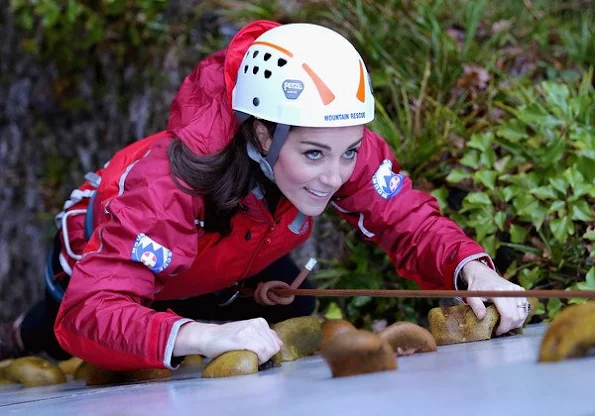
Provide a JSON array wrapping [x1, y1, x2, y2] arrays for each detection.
[[320, 162, 343, 189]]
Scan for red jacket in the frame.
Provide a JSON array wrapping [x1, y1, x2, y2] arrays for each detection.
[[54, 20, 491, 370]]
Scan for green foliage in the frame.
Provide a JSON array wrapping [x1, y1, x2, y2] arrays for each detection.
[[312, 230, 434, 327], [11, 0, 169, 69], [441, 72, 594, 321]]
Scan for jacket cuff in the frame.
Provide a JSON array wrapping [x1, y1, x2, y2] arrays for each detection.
[[163, 318, 194, 370], [452, 253, 494, 303], [453, 253, 495, 290]]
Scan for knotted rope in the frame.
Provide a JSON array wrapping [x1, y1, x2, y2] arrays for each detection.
[[253, 258, 318, 305], [248, 257, 595, 305]]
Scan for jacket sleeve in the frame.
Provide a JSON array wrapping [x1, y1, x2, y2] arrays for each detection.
[[54, 144, 198, 371], [331, 128, 493, 290]]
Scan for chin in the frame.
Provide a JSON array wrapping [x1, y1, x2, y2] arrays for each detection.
[[295, 203, 327, 217]]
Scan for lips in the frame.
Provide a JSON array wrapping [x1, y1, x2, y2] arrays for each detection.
[[305, 187, 331, 198]]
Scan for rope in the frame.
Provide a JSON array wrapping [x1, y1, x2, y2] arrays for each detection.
[[248, 257, 595, 305], [253, 258, 318, 305], [266, 288, 595, 300]]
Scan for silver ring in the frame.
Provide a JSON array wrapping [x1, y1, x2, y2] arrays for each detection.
[[517, 302, 531, 313]]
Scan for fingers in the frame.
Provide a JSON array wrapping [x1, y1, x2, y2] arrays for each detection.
[[466, 297, 487, 320], [240, 318, 282, 364], [200, 318, 282, 364], [492, 289, 528, 336]]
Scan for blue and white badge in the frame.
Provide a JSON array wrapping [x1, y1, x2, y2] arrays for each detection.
[[282, 79, 304, 100], [131, 233, 173, 274], [372, 160, 404, 199]]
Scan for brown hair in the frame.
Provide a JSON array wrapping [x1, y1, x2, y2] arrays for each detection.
[[168, 118, 276, 235]]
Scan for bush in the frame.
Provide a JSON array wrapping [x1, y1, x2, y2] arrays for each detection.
[[437, 71, 595, 319]]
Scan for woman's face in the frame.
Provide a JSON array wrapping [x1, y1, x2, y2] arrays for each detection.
[[258, 124, 364, 216]]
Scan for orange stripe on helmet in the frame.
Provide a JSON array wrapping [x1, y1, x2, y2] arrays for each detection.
[[302, 63, 335, 105], [252, 41, 294, 57], [356, 60, 366, 103]]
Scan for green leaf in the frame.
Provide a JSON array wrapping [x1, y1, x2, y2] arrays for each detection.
[[577, 267, 595, 290], [571, 128, 594, 149], [479, 148, 497, 168], [513, 194, 539, 217], [535, 302, 545, 315], [474, 170, 498, 190], [474, 220, 497, 242], [570, 200, 593, 222], [547, 200, 566, 215], [542, 81, 570, 116], [351, 296, 372, 308], [468, 132, 494, 152], [518, 267, 540, 289], [587, 268, 595, 287], [502, 186, 520, 202], [530, 205, 549, 230], [549, 177, 568, 195], [583, 230, 595, 241], [18, 10, 34, 30], [570, 182, 595, 200], [518, 102, 563, 128], [493, 155, 512, 173], [39, 1, 62, 28], [563, 168, 585, 190], [541, 138, 567, 167], [465, 192, 492, 206], [547, 298, 563, 318], [568, 297, 588, 305], [510, 224, 529, 244], [549, 216, 575, 242], [446, 168, 470, 183], [579, 67, 594, 97], [531, 186, 558, 200], [324, 302, 343, 320], [481, 234, 498, 258], [66, 0, 83, 23], [494, 211, 506, 231], [578, 150, 595, 161], [430, 187, 449, 213], [460, 150, 480, 169], [496, 120, 527, 142]]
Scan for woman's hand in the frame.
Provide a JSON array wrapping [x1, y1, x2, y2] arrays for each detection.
[[461, 260, 529, 336], [174, 318, 283, 364]]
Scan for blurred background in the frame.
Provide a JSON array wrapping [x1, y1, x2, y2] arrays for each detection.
[[1, 0, 593, 329]]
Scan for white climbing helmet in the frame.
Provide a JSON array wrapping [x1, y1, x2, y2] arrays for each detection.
[[232, 23, 375, 127]]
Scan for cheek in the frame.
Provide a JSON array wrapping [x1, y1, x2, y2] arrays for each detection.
[[275, 155, 316, 187], [340, 161, 357, 183]]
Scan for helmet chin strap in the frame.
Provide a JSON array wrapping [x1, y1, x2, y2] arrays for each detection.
[[245, 123, 291, 182]]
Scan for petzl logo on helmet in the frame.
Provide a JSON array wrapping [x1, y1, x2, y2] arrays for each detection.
[[372, 159, 404, 200], [131, 233, 173, 274], [282, 79, 304, 100]]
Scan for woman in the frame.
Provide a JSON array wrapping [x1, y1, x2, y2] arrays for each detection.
[[0, 20, 528, 370]]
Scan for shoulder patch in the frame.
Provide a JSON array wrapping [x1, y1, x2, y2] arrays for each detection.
[[131, 233, 173, 273], [372, 159, 405, 200]]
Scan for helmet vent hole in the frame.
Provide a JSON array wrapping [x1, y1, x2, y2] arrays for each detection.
[[253, 66, 259, 75], [253, 51, 259, 58], [253, 97, 260, 106], [244, 65, 248, 74], [278, 58, 287, 67], [264, 70, 272, 79], [264, 53, 271, 61]]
